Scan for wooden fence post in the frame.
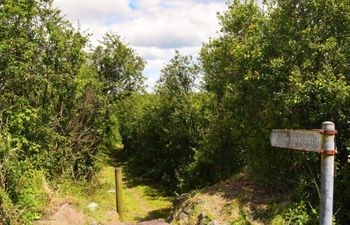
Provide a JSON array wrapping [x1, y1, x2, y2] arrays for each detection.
[[115, 167, 125, 221]]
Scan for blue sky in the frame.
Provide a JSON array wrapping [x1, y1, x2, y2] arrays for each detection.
[[54, 0, 228, 90]]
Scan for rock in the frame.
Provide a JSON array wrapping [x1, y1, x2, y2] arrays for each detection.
[[87, 202, 99, 211], [178, 211, 189, 224], [137, 219, 170, 225], [51, 203, 85, 225], [90, 221, 98, 225], [174, 193, 191, 207], [171, 194, 199, 224], [35, 221, 67, 225], [196, 212, 213, 225], [102, 222, 125, 225], [210, 220, 220, 225], [181, 207, 192, 215], [36, 203, 85, 225]]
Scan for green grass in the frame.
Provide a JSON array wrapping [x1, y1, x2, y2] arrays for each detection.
[[57, 165, 173, 224]]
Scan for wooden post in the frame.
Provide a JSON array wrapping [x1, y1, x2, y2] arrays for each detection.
[[115, 167, 125, 221]]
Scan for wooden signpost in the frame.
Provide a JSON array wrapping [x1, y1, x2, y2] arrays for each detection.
[[270, 121, 336, 225]]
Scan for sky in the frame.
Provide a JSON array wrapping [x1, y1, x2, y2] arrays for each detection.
[[53, 0, 228, 90]]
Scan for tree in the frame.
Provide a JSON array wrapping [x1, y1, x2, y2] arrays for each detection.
[[200, 0, 350, 223], [92, 33, 145, 96], [0, 0, 107, 223], [156, 50, 199, 95], [118, 51, 204, 192]]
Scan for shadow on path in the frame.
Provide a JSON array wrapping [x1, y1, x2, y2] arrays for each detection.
[[106, 151, 173, 222]]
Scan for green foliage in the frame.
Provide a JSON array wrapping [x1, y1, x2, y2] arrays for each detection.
[[200, 0, 350, 223], [2, 0, 350, 223], [118, 52, 206, 192], [283, 201, 318, 225], [0, 0, 143, 223], [156, 50, 199, 95], [92, 33, 145, 96], [0, 127, 49, 224], [118, 51, 245, 192], [187, 96, 247, 185]]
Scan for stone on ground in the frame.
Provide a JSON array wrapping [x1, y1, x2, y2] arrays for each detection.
[[137, 219, 170, 225], [35, 203, 85, 225]]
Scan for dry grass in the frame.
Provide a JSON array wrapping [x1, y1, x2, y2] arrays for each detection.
[[173, 173, 290, 225]]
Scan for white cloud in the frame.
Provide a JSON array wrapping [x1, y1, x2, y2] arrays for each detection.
[[114, 1, 225, 49], [53, 0, 228, 90], [134, 47, 172, 61], [54, 0, 131, 24]]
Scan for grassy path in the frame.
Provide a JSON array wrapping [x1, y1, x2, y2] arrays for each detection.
[[99, 165, 173, 222], [59, 164, 173, 224]]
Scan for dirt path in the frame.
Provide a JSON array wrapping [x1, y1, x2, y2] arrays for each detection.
[[36, 165, 173, 225], [98, 165, 173, 222], [35, 201, 170, 225]]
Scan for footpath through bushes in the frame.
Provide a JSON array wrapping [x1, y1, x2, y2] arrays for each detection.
[[2, 0, 350, 224], [118, 1, 350, 224]]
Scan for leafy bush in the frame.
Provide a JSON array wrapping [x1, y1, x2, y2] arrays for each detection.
[[0, 0, 144, 223], [283, 201, 318, 225], [0, 127, 49, 224], [118, 52, 207, 192], [200, 0, 350, 223]]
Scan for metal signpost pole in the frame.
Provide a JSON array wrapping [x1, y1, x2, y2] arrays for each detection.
[[270, 121, 337, 225], [320, 121, 336, 225]]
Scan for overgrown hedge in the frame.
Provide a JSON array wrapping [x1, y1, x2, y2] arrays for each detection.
[[200, 1, 350, 223], [118, 1, 350, 224], [2, 0, 350, 224], [0, 0, 143, 223]]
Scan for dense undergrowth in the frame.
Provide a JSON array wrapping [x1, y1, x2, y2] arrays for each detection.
[[1, 0, 350, 224], [0, 0, 143, 223], [117, 1, 350, 224]]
